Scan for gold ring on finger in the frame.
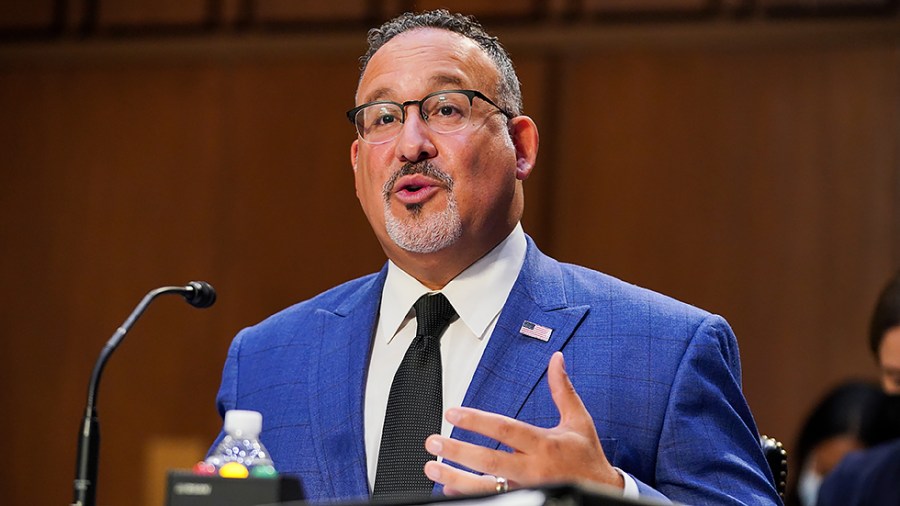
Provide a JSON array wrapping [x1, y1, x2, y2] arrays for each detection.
[[495, 476, 509, 494]]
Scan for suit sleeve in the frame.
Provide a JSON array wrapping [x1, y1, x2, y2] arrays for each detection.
[[216, 329, 245, 415], [648, 315, 781, 505], [207, 329, 246, 455]]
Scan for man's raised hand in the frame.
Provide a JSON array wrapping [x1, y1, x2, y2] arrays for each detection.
[[423, 352, 624, 495]]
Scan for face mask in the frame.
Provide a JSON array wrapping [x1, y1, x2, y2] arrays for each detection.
[[797, 461, 823, 506]]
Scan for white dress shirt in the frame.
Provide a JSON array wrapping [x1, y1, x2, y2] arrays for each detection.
[[363, 223, 637, 498], [365, 223, 527, 486]]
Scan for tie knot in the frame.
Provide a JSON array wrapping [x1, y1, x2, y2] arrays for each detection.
[[413, 293, 457, 339]]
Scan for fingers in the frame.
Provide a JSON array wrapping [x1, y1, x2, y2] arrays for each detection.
[[443, 406, 542, 453], [440, 352, 594, 451], [423, 460, 499, 496], [547, 352, 592, 431], [422, 352, 620, 492], [426, 434, 517, 478]]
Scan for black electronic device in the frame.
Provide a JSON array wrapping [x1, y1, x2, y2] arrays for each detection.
[[166, 471, 303, 506]]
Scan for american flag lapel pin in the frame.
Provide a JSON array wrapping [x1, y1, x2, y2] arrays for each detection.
[[519, 320, 553, 341]]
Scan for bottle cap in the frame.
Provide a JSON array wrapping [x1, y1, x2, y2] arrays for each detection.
[[192, 461, 217, 476], [250, 464, 278, 479], [224, 409, 263, 437], [219, 461, 249, 479]]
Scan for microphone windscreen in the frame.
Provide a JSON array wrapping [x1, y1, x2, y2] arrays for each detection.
[[185, 281, 216, 308]]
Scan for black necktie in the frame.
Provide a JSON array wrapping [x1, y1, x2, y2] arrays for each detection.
[[372, 293, 457, 501]]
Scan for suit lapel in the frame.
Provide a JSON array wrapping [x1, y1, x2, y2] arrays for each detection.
[[305, 240, 588, 494], [308, 267, 387, 499], [453, 239, 589, 451]]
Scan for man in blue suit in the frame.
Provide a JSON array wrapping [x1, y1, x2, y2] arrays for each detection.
[[213, 9, 779, 505]]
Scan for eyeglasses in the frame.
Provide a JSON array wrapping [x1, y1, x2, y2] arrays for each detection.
[[346, 89, 514, 144]]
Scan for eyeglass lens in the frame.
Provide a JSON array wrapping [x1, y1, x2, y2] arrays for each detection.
[[355, 91, 472, 143]]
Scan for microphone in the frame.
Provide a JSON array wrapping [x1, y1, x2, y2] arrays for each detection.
[[72, 281, 217, 506], [184, 280, 216, 308]]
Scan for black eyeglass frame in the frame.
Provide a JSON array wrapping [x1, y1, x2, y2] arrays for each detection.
[[346, 89, 514, 142]]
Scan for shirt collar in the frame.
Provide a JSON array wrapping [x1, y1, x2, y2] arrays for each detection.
[[379, 223, 527, 343]]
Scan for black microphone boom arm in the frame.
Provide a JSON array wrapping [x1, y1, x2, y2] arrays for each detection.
[[72, 281, 216, 506]]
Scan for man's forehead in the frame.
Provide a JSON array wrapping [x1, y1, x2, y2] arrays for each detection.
[[356, 28, 496, 102], [363, 75, 467, 102]]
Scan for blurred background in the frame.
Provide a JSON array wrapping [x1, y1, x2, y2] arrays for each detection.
[[0, 1, 897, 505]]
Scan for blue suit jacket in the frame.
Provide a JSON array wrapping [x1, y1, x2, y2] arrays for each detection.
[[214, 238, 780, 505]]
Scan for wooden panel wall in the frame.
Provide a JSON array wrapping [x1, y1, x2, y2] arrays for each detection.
[[0, 18, 898, 506], [552, 41, 899, 445]]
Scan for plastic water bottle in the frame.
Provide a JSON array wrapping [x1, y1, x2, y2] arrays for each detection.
[[201, 410, 277, 478]]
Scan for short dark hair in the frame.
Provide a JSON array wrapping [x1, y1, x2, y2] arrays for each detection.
[[358, 9, 523, 116], [794, 380, 882, 471], [870, 270, 900, 357]]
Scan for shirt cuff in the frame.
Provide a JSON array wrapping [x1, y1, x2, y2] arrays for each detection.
[[614, 467, 639, 499]]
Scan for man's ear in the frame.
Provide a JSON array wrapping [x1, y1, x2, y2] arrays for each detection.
[[350, 139, 360, 173], [509, 116, 539, 181]]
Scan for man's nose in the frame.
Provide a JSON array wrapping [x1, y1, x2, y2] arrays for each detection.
[[394, 110, 437, 163]]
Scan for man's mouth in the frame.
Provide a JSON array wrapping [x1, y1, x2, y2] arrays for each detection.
[[382, 161, 454, 206], [393, 175, 441, 205]]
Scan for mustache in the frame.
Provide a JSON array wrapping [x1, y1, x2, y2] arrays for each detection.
[[382, 161, 454, 201]]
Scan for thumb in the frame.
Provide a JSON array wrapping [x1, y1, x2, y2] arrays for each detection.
[[548, 352, 593, 430]]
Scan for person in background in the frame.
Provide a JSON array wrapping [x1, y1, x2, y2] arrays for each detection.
[[814, 394, 900, 506], [869, 270, 900, 393], [814, 270, 900, 506], [786, 381, 882, 506]]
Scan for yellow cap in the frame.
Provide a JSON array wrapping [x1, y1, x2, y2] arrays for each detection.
[[218, 461, 249, 479]]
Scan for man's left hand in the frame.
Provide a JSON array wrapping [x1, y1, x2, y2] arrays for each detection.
[[423, 351, 624, 495]]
